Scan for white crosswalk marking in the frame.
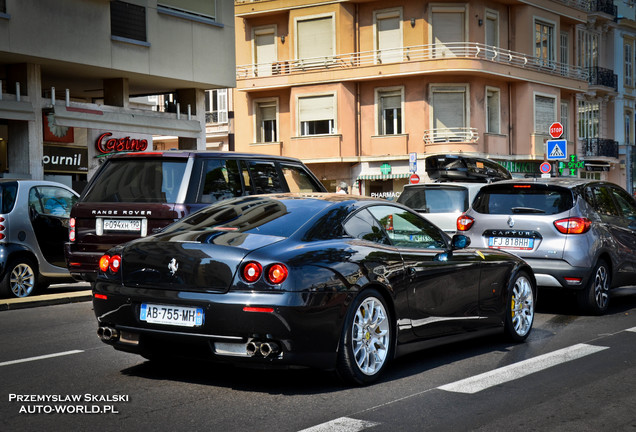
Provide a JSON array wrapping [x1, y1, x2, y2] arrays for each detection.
[[297, 417, 380, 432], [438, 343, 608, 394]]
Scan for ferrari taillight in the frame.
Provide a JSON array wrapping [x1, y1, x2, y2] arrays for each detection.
[[99, 254, 122, 273], [242, 261, 288, 285], [242, 262, 262, 283]]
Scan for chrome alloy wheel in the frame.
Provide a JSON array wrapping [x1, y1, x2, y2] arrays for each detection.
[[10, 263, 36, 298], [351, 296, 390, 376], [592, 265, 610, 310], [511, 275, 534, 337]]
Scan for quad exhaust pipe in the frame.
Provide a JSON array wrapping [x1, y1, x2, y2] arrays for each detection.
[[97, 326, 119, 342], [246, 340, 280, 358]]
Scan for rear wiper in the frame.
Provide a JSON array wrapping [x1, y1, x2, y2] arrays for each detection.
[[511, 207, 545, 214]]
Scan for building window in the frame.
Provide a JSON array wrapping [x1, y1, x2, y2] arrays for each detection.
[[296, 15, 334, 63], [205, 89, 228, 124], [430, 84, 468, 141], [255, 100, 278, 143], [111, 1, 147, 43], [577, 28, 599, 69], [534, 94, 556, 134], [158, 0, 215, 21], [625, 39, 634, 87], [535, 20, 555, 67], [431, 7, 466, 58], [253, 26, 277, 77], [560, 31, 569, 75], [375, 8, 403, 64], [486, 87, 500, 134], [376, 88, 403, 135], [561, 101, 569, 140], [0, 0, 6, 13], [578, 100, 600, 139], [298, 94, 335, 136], [625, 110, 633, 146], [485, 10, 499, 48]]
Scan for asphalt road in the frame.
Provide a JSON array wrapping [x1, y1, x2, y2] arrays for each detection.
[[1, 287, 635, 431]]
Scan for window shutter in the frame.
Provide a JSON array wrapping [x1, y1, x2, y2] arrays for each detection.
[[535, 96, 555, 134], [299, 95, 334, 122], [433, 90, 465, 129], [297, 17, 333, 60], [377, 14, 402, 63], [255, 30, 276, 77]]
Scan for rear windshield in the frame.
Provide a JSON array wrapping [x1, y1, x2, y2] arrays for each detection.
[[162, 197, 330, 239], [0, 183, 18, 213], [82, 159, 187, 203], [472, 184, 573, 215], [398, 186, 469, 213]]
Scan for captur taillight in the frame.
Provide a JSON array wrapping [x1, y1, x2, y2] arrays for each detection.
[[457, 214, 475, 231], [0, 216, 5, 240], [554, 217, 591, 234]]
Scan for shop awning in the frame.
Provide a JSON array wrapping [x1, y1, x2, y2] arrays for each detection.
[[357, 173, 410, 181]]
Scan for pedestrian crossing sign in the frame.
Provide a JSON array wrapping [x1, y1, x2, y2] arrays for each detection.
[[546, 139, 567, 160]]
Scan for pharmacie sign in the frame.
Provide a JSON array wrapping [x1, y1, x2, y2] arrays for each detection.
[[96, 132, 149, 155], [43, 145, 88, 173]]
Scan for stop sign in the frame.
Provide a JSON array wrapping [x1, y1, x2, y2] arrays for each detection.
[[549, 122, 563, 139], [409, 173, 420, 184]]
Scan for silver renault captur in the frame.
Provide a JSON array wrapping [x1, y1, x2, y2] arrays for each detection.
[[457, 178, 636, 315]]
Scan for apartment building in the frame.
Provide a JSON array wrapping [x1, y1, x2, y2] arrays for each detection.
[[234, 0, 630, 196], [0, 0, 235, 191]]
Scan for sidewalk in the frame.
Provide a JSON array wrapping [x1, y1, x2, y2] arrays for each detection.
[[0, 283, 92, 311]]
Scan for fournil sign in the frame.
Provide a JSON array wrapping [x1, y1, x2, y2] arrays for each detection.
[[43, 145, 88, 173]]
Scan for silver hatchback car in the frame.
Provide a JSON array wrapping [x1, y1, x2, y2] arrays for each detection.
[[457, 178, 636, 314], [0, 179, 79, 298]]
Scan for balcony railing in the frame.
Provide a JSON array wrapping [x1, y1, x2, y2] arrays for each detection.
[[587, 67, 618, 91], [424, 127, 479, 144], [588, 0, 617, 16], [237, 43, 588, 82], [583, 138, 619, 158]]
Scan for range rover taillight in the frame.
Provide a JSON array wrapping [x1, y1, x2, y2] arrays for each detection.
[[0, 216, 5, 240], [69, 217, 76, 242]]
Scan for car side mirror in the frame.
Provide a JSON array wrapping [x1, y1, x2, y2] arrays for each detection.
[[451, 234, 471, 250]]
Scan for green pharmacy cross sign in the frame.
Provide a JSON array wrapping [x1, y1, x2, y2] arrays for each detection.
[[380, 163, 392, 175], [558, 154, 585, 176]]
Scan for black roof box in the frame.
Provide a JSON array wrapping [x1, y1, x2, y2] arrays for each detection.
[[425, 154, 511, 183]]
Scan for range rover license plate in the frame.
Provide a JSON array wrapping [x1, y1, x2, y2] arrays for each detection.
[[103, 219, 141, 232], [488, 237, 534, 250], [140, 304, 204, 327]]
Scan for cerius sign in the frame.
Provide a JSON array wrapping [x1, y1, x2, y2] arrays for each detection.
[[43, 145, 88, 173]]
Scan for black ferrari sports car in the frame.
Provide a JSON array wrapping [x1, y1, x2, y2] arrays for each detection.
[[93, 194, 536, 385]]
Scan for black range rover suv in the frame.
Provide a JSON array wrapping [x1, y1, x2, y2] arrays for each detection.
[[65, 151, 326, 281]]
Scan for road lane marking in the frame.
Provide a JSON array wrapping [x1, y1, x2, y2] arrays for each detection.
[[0, 350, 84, 367], [297, 417, 380, 432], [626, 327, 636, 333], [438, 343, 608, 394]]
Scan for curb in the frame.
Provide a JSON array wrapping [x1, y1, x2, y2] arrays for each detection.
[[0, 289, 93, 311]]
